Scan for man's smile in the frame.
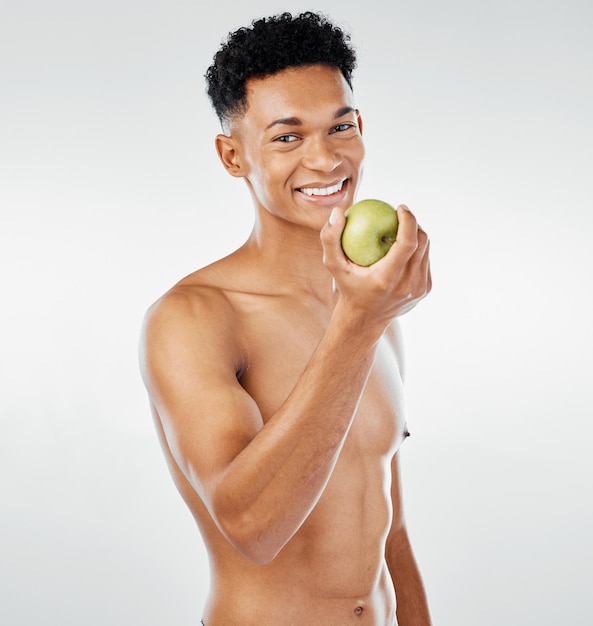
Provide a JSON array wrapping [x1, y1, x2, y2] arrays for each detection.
[[296, 178, 347, 197]]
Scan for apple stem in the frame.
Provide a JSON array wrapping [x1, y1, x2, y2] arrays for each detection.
[[381, 237, 395, 245]]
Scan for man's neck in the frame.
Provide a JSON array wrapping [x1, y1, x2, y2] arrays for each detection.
[[242, 213, 337, 307]]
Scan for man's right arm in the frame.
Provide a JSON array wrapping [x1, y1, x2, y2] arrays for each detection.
[[139, 205, 431, 564]]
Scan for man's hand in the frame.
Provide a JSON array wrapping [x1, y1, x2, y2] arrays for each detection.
[[320, 204, 432, 328]]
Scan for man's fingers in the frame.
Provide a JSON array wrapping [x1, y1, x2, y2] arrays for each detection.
[[320, 208, 347, 271], [392, 204, 420, 258], [415, 226, 430, 260], [418, 236, 432, 296]]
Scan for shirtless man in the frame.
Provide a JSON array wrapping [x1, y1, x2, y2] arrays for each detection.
[[139, 12, 432, 626]]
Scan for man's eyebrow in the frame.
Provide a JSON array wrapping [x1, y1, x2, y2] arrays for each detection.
[[334, 106, 356, 118], [266, 116, 302, 130], [265, 107, 356, 130]]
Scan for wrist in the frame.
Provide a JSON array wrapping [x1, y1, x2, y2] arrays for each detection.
[[330, 296, 387, 346]]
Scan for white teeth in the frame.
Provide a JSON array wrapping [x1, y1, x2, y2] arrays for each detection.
[[300, 180, 345, 196]]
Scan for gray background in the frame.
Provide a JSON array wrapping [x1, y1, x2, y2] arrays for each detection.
[[1, 0, 591, 624]]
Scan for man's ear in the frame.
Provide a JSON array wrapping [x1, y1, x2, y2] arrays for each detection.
[[215, 134, 245, 178], [356, 109, 363, 136]]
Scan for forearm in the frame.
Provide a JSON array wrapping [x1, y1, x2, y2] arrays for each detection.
[[387, 531, 432, 626], [212, 298, 384, 562]]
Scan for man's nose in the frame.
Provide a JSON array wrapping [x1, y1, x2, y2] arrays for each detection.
[[301, 137, 341, 172]]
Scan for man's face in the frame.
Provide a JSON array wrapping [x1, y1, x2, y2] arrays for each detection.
[[223, 64, 365, 232]]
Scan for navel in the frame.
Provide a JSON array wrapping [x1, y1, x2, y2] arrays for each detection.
[[354, 606, 364, 617]]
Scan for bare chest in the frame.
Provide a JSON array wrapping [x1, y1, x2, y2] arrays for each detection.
[[234, 298, 408, 457]]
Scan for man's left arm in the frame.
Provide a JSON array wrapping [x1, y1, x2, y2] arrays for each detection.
[[386, 451, 432, 626]]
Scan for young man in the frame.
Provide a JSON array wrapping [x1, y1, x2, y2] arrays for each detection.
[[140, 12, 432, 626]]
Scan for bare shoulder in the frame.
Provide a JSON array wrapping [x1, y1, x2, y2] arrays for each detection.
[[139, 259, 246, 386], [143, 274, 232, 338], [145, 274, 233, 329], [143, 252, 245, 330]]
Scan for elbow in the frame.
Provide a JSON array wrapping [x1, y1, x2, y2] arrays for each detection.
[[215, 507, 283, 565], [237, 543, 280, 566]]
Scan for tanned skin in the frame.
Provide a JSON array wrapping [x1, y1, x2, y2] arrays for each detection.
[[140, 64, 432, 625]]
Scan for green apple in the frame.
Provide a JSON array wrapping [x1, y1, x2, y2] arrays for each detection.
[[341, 199, 399, 266]]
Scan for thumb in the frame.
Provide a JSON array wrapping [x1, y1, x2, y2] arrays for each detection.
[[320, 207, 347, 270]]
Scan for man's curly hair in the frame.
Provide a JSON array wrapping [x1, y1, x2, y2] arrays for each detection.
[[205, 12, 357, 128]]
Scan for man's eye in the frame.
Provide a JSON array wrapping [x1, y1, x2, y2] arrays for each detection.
[[331, 123, 354, 133], [275, 134, 299, 143]]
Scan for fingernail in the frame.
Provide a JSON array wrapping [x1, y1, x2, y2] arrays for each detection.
[[329, 208, 338, 225]]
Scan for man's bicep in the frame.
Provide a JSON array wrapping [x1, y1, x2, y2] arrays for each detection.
[[139, 292, 263, 498], [155, 371, 263, 498]]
